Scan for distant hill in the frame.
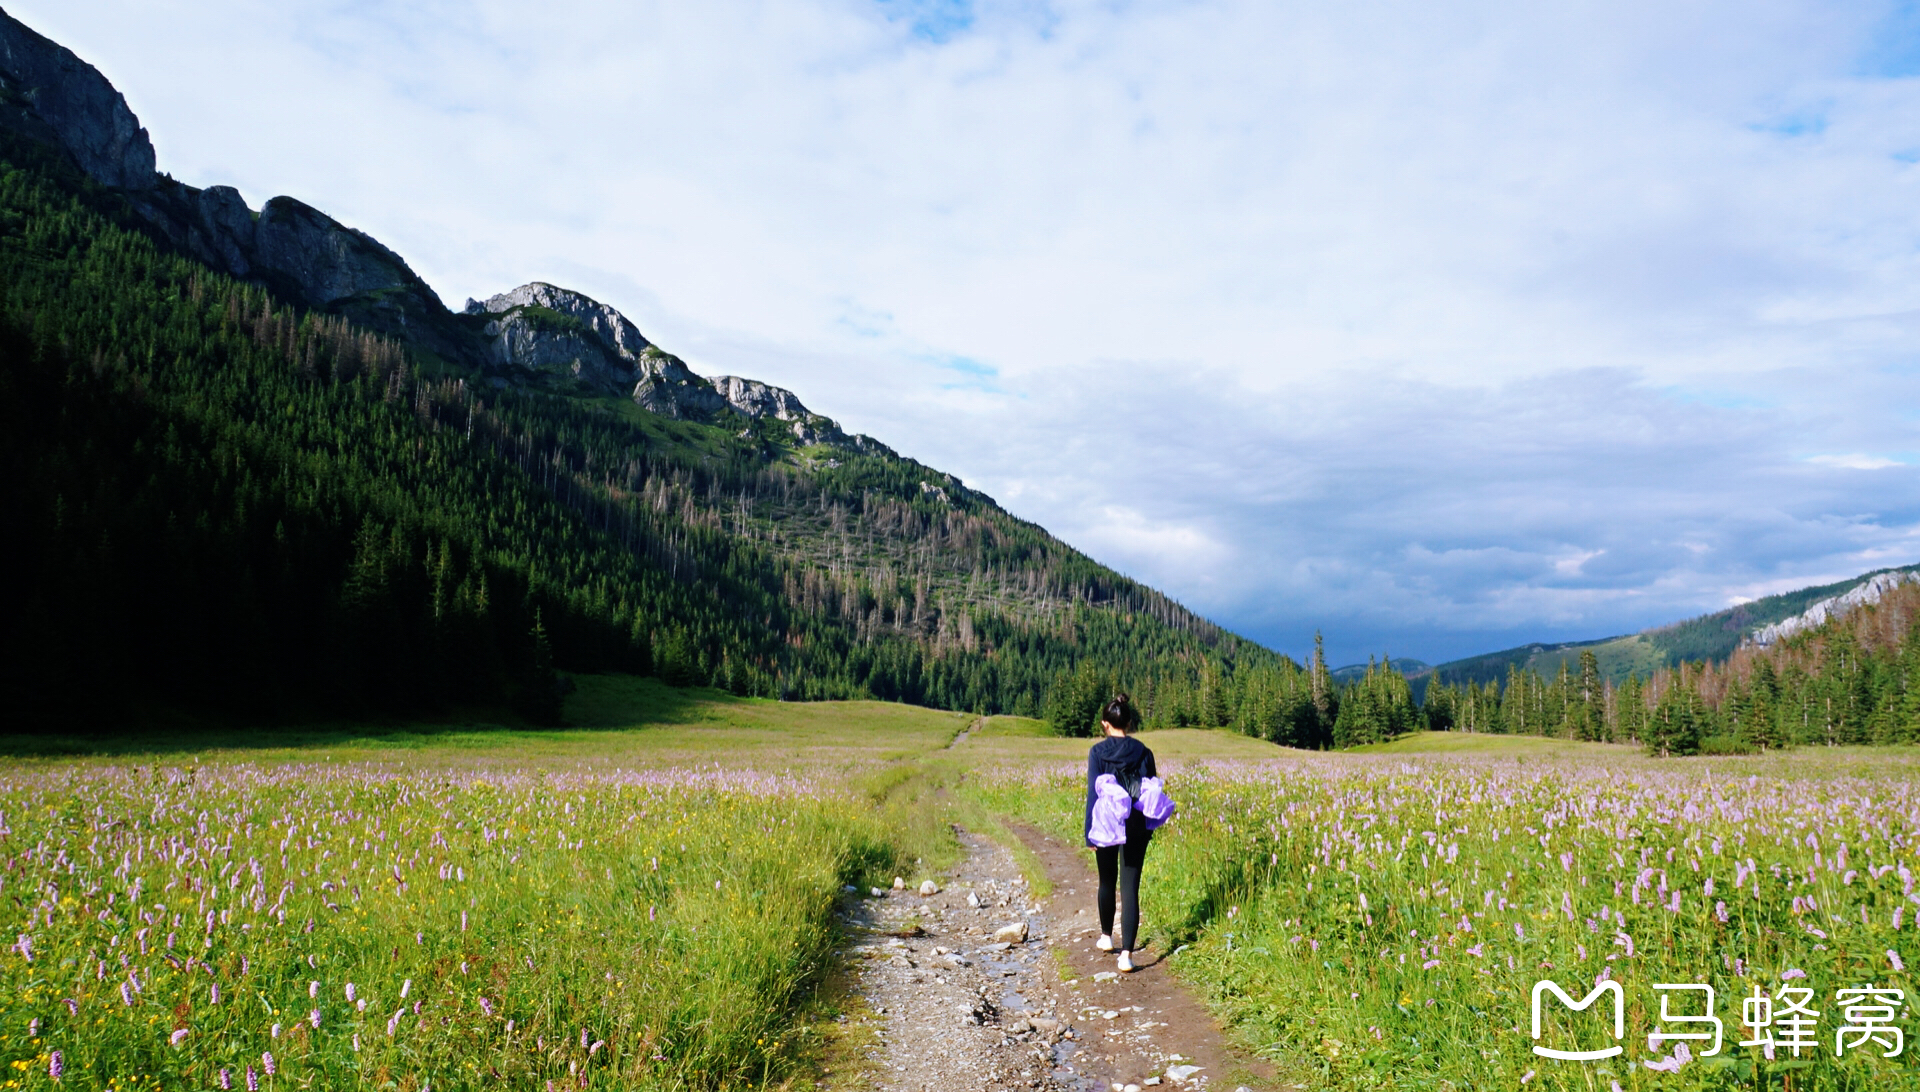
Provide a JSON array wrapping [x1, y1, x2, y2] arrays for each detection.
[[1424, 564, 1920, 687], [1331, 657, 1430, 683]]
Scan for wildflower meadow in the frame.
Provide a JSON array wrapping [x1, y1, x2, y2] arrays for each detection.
[[973, 749, 1920, 1090], [0, 761, 892, 1091]]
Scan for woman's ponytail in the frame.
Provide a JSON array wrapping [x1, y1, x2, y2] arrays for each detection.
[[1101, 692, 1138, 732]]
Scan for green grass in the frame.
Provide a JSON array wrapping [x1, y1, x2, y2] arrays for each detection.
[[966, 745, 1920, 1091], [972, 715, 1054, 738], [0, 679, 977, 1091], [29, 684, 1920, 1092], [0, 760, 900, 1091], [0, 676, 969, 768]]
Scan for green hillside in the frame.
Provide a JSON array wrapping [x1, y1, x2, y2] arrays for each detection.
[[1425, 564, 1920, 687], [0, 124, 1286, 726], [1330, 656, 1429, 683]]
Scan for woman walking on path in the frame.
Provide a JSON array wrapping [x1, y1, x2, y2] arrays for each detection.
[[1084, 693, 1156, 972]]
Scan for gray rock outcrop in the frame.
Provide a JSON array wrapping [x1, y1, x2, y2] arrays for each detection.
[[711, 375, 811, 421], [0, 6, 155, 190], [633, 349, 730, 419], [126, 181, 467, 359], [251, 195, 425, 307], [463, 284, 889, 448], [473, 282, 649, 361], [710, 375, 848, 445], [465, 282, 654, 397], [1747, 569, 1919, 648]]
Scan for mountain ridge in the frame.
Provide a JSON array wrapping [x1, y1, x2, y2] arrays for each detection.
[[0, 4, 1287, 727], [1423, 563, 1920, 687]]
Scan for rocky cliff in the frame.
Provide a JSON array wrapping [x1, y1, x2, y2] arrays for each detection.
[[0, 7, 465, 359], [0, 7, 891, 453], [464, 282, 892, 451], [0, 7, 153, 189], [461, 282, 652, 396], [710, 375, 848, 445], [1746, 569, 1919, 648], [472, 282, 650, 360]]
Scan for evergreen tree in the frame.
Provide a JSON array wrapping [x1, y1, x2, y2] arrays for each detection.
[[1045, 661, 1113, 738]]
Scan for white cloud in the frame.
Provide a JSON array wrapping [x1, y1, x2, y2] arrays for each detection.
[[13, 0, 1920, 663], [1806, 453, 1903, 469]]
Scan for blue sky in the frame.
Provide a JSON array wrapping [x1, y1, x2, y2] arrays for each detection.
[[16, 0, 1920, 666]]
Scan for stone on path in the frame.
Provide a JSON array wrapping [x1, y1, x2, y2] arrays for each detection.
[[892, 876, 905, 890], [1165, 1064, 1203, 1083], [994, 921, 1028, 943], [919, 879, 940, 896]]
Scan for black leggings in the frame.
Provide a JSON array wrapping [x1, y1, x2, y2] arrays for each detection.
[[1095, 820, 1151, 951]]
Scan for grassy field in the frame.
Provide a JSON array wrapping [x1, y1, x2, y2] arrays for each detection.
[[0, 679, 978, 1092], [11, 688, 1920, 1091], [968, 734, 1920, 1091], [1345, 731, 1644, 757]]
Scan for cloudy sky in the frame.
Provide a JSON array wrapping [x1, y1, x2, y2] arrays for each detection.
[[17, 0, 1920, 665]]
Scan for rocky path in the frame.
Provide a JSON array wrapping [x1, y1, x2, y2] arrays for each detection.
[[838, 826, 1271, 1092]]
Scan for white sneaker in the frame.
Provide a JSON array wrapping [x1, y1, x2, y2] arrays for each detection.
[[1117, 951, 1135, 972], [1096, 934, 1113, 951]]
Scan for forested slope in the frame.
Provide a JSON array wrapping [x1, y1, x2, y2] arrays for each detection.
[[0, 90, 1286, 724]]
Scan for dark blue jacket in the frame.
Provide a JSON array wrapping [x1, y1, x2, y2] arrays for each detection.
[[1083, 735, 1157, 847]]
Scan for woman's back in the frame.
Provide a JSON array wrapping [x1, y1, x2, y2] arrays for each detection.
[[1087, 734, 1156, 791]]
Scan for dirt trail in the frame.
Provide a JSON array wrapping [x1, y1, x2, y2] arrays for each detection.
[[946, 717, 986, 749], [840, 826, 1272, 1092]]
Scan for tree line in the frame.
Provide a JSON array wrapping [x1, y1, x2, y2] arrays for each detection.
[[1044, 581, 1920, 759]]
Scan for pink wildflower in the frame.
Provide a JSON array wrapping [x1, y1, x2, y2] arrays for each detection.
[[1643, 1042, 1692, 1072]]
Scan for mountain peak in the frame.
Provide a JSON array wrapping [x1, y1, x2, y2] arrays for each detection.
[[0, 5, 155, 190], [467, 282, 651, 362]]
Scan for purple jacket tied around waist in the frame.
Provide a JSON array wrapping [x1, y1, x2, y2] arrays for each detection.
[[1137, 776, 1176, 829], [1086, 774, 1178, 847], [1087, 774, 1133, 847]]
